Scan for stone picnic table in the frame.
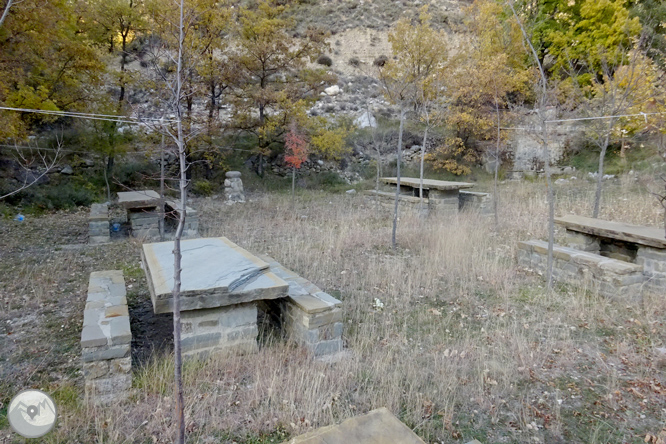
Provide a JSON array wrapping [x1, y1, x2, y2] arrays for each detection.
[[117, 190, 162, 238], [554, 214, 666, 293], [379, 177, 475, 213], [141, 237, 343, 358]]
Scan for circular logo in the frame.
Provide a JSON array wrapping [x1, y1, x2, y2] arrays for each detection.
[[7, 389, 57, 438]]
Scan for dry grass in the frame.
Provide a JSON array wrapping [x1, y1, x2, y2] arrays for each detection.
[[1, 176, 666, 443]]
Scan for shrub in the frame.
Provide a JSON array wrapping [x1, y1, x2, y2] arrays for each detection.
[[316, 55, 333, 67], [192, 179, 214, 196], [373, 55, 388, 67], [348, 57, 360, 67]]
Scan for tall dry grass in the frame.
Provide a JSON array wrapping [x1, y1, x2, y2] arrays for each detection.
[[8, 176, 666, 444]]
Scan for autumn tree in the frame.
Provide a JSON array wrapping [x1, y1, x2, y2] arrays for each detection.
[[284, 123, 308, 202], [229, 0, 333, 176], [428, 0, 530, 181], [0, 0, 105, 140]]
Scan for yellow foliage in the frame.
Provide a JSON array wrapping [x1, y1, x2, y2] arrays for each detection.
[[426, 137, 479, 176], [308, 117, 353, 160]]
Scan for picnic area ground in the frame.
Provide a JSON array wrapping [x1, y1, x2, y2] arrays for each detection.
[[0, 177, 665, 444]]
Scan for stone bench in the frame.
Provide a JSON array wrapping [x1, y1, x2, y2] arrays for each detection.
[[517, 240, 644, 300], [165, 200, 199, 237], [88, 203, 110, 244], [81, 270, 132, 405], [258, 255, 343, 357]]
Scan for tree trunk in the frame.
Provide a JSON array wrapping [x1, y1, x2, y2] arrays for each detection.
[[419, 126, 427, 216], [159, 134, 165, 241], [392, 106, 405, 250], [543, 116, 554, 290], [291, 166, 296, 204], [493, 98, 501, 231], [172, 0, 186, 442], [593, 120, 613, 218]]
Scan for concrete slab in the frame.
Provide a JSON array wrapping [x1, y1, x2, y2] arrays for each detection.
[[117, 190, 161, 209], [555, 215, 666, 249], [142, 237, 289, 314], [381, 177, 474, 191], [283, 407, 425, 444]]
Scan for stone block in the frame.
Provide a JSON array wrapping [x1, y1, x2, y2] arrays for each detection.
[[313, 339, 343, 357], [85, 373, 132, 396], [109, 356, 132, 374], [81, 325, 107, 348], [227, 325, 258, 342], [82, 360, 109, 379], [82, 344, 130, 362], [181, 332, 223, 353], [109, 316, 132, 345]]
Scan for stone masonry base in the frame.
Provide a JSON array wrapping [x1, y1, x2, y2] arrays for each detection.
[[517, 240, 644, 300], [180, 303, 258, 359], [81, 270, 132, 405]]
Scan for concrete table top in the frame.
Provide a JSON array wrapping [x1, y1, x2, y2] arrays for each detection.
[[555, 215, 666, 249], [142, 237, 288, 314], [381, 177, 474, 190], [117, 190, 161, 209], [283, 408, 425, 444]]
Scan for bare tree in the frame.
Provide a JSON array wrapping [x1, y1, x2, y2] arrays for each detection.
[[1, 140, 62, 200], [508, 0, 555, 289], [649, 176, 666, 238]]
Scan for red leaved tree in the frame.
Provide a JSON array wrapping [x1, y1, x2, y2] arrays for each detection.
[[284, 124, 308, 202]]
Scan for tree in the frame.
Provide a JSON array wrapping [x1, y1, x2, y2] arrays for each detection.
[[378, 7, 443, 248], [569, 46, 658, 217], [284, 123, 308, 202], [0, 0, 105, 140], [518, 0, 641, 77], [229, 0, 333, 176], [508, 0, 556, 289]]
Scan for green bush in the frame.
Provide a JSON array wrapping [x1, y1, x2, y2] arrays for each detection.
[[31, 183, 97, 210], [316, 54, 333, 66], [192, 179, 214, 196]]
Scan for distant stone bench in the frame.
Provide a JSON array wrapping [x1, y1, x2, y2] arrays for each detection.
[[164, 200, 199, 238], [517, 240, 644, 300], [81, 270, 132, 405], [258, 255, 343, 357], [555, 215, 666, 293], [88, 203, 110, 244]]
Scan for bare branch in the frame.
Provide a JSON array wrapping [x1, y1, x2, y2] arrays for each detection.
[[0, 139, 63, 200]]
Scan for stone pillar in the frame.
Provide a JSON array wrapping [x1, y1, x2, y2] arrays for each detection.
[[180, 303, 258, 359], [637, 246, 666, 293], [259, 255, 344, 357], [81, 270, 132, 405], [89, 203, 110, 244], [564, 229, 600, 253], [428, 189, 459, 214], [129, 209, 160, 239], [224, 171, 245, 203]]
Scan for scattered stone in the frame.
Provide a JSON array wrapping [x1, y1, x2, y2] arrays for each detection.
[[282, 407, 425, 444], [324, 85, 341, 96], [60, 165, 73, 175], [354, 110, 377, 128], [346, 189, 356, 194]]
